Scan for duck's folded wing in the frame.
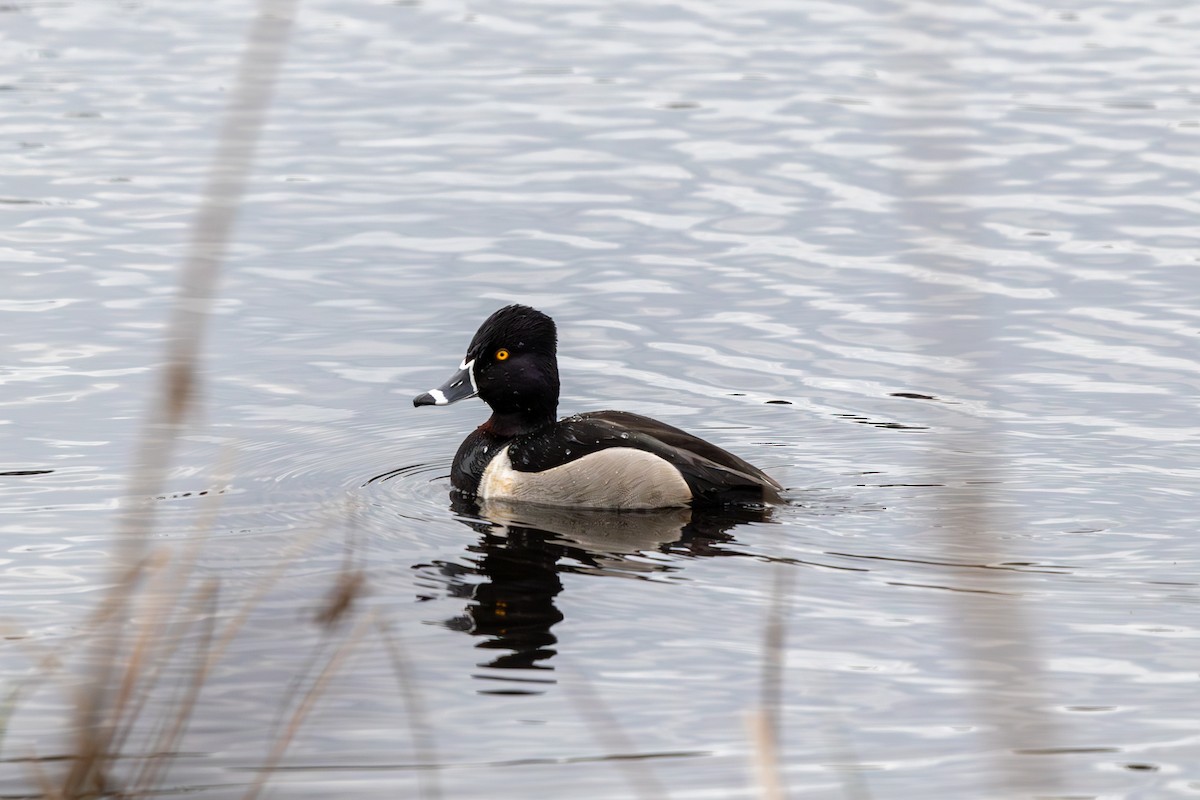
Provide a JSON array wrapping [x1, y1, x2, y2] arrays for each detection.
[[507, 410, 780, 505]]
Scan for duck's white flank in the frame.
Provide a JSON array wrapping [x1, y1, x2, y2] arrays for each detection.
[[478, 445, 692, 509]]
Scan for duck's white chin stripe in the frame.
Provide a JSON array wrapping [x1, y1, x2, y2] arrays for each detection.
[[427, 388, 449, 406], [461, 358, 478, 393]]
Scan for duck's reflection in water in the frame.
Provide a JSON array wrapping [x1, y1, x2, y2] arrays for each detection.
[[421, 494, 771, 693]]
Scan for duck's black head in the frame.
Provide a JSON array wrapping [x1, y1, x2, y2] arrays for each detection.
[[413, 304, 560, 435]]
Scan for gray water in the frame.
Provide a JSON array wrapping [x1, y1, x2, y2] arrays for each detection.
[[3, 0, 1199, 797]]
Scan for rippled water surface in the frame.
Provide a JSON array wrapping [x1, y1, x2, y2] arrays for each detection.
[[4, 0, 1200, 797]]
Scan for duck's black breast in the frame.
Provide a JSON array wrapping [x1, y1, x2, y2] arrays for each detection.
[[450, 426, 511, 494], [505, 410, 781, 506]]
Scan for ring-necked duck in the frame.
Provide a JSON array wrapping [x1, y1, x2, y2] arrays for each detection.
[[413, 305, 781, 509]]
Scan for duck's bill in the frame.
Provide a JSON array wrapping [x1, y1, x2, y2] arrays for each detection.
[[413, 360, 476, 407]]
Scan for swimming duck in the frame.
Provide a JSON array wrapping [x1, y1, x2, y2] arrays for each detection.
[[413, 305, 781, 509]]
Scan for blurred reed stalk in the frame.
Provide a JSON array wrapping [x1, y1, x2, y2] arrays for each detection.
[[243, 616, 373, 800], [564, 662, 669, 800], [748, 563, 789, 800], [58, 0, 299, 796], [887, 39, 1063, 797], [378, 620, 444, 800], [931, 443, 1062, 798]]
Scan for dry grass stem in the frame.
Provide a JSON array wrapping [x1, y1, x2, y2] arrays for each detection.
[[377, 620, 444, 800], [105, 451, 237, 762], [890, 26, 1061, 794], [315, 518, 369, 629], [26, 745, 61, 800], [563, 664, 669, 800], [242, 615, 373, 800], [816, 682, 873, 800], [0, 627, 63, 756], [750, 562, 792, 800], [208, 524, 329, 669], [131, 580, 220, 794], [61, 0, 298, 795], [938, 491, 1061, 796], [747, 710, 783, 800]]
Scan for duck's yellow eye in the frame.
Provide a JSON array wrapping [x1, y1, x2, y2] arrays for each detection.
[[495, 348, 510, 361]]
